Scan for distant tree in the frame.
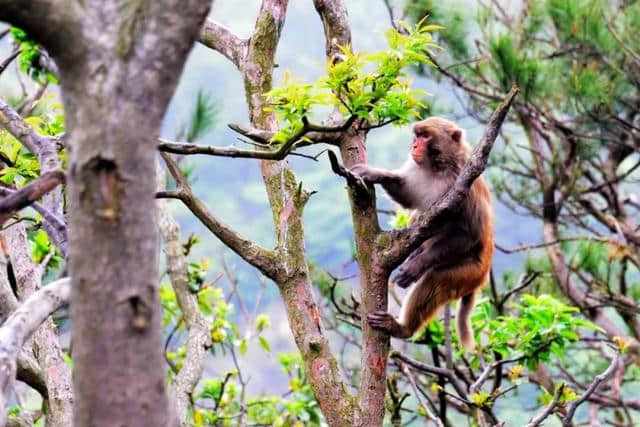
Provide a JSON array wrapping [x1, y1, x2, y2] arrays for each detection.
[[354, 0, 640, 425], [2, 0, 625, 426]]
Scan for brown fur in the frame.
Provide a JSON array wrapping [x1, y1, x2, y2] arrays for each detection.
[[351, 117, 494, 350]]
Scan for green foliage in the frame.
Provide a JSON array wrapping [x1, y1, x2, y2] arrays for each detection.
[[265, 20, 439, 143], [29, 229, 61, 270], [159, 247, 321, 425], [474, 294, 602, 370], [0, 94, 65, 187], [487, 34, 543, 101], [405, 0, 469, 59], [388, 209, 410, 229], [194, 354, 322, 426], [176, 89, 218, 142], [10, 27, 58, 84]]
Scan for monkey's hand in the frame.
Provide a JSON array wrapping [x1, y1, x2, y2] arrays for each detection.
[[349, 164, 378, 183]]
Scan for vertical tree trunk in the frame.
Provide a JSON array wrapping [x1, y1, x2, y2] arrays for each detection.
[[42, 2, 211, 425]]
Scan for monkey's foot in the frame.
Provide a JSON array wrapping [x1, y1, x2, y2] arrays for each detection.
[[367, 311, 412, 339]]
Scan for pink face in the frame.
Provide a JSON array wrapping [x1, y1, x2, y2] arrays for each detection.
[[411, 132, 432, 164]]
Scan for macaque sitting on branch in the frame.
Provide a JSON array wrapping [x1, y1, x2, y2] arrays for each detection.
[[350, 117, 494, 350]]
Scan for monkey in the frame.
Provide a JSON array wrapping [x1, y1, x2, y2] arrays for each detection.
[[350, 117, 494, 350]]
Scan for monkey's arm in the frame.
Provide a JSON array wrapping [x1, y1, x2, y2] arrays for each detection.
[[394, 224, 480, 288], [350, 164, 420, 208], [349, 164, 403, 184]]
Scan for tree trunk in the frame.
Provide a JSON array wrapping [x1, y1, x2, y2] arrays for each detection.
[[27, 1, 213, 425]]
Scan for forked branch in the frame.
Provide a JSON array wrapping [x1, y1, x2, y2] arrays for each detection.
[[157, 153, 281, 281]]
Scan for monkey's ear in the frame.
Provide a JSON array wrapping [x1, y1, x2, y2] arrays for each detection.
[[451, 129, 463, 142]]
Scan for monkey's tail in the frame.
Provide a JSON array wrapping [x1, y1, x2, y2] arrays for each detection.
[[457, 291, 477, 351]]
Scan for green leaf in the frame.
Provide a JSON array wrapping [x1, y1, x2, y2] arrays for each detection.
[[258, 336, 271, 353]]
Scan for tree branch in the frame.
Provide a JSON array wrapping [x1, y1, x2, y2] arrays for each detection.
[[391, 351, 468, 403], [2, 223, 72, 425], [381, 85, 519, 270], [0, 277, 70, 427], [228, 123, 343, 145], [400, 363, 444, 427], [0, 249, 49, 399], [563, 353, 620, 426], [0, 171, 64, 224], [157, 153, 281, 281], [159, 116, 353, 160], [0, 190, 68, 259], [157, 175, 211, 427], [525, 384, 565, 427], [199, 19, 248, 69], [0, 99, 59, 155]]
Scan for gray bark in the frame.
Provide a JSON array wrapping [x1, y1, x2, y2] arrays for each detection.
[[2, 0, 213, 425]]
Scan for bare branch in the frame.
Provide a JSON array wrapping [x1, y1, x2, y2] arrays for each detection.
[[157, 175, 211, 426], [0, 98, 58, 155], [0, 171, 64, 224], [0, 277, 70, 427], [391, 351, 468, 400], [400, 363, 444, 427], [0, 49, 20, 76], [158, 153, 281, 281], [0, 250, 48, 399], [160, 116, 353, 160], [3, 223, 72, 424], [495, 236, 610, 253], [228, 122, 344, 145], [199, 19, 248, 68], [0, 187, 68, 258], [381, 85, 519, 270], [563, 353, 620, 426], [326, 150, 370, 198], [525, 384, 565, 427]]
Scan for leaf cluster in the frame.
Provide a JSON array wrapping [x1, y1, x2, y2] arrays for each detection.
[[9, 27, 58, 84], [474, 294, 602, 370], [264, 20, 440, 143]]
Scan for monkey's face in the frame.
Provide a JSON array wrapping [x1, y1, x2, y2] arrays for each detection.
[[411, 130, 432, 165], [412, 118, 466, 169]]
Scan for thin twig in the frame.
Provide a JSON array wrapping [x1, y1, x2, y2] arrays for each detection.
[[400, 363, 445, 427], [563, 353, 620, 426]]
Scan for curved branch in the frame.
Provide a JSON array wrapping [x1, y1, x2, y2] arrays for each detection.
[[0, 186, 68, 258], [159, 116, 352, 160], [525, 384, 565, 427], [563, 353, 620, 426], [158, 153, 281, 281], [199, 19, 248, 69], [381, 85, 519, 270], [0, 99, 57, 155], [391, 351, 468, 400], [0, 277, 70, 427]]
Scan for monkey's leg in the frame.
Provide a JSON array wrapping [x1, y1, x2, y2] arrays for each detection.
[[433, 262, 489, 350], [368, 275, 449, 339]]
